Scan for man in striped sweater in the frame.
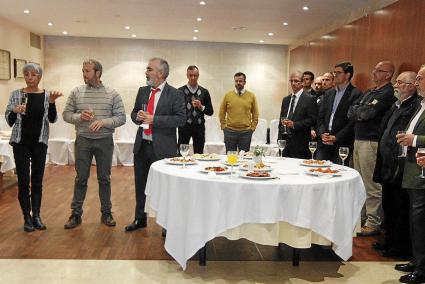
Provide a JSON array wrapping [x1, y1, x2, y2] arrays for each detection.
[[63, 59, 126, 229]]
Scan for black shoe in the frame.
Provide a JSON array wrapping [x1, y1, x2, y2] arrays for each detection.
[[162, 228, 167, 237], [64, 214, 82, 229], [23, 215, 35, 232], [399, 271, 425, 283], [395, 262, 416, 273], [101, 213, 116, 227], [372, 241, 388, 251], [382, 248, 411, 259], [32, 215, 47, 230], [125, 217, 147, 232]]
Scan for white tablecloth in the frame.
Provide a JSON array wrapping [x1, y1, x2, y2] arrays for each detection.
[[146, 156, 366, 270], [0, 140, 15, 173]]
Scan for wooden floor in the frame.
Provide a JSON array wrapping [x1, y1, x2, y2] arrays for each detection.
[[0, 165, 399, 262]]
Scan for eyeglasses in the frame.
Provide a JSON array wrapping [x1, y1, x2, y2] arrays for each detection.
[[289, 80, 301, 83], [394, 80, 414, 85], [373, 68, 391, 73]]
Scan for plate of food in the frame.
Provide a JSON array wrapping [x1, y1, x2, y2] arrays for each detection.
[[305, 167, 342, 177], [200, 165, 231, 174], [166, 157, 197, 165], [300, 159, 332, 167], [193, 153, 221, 161], [242, 152, 254, 159], [239, 162, 272, 171], [240, 171, 277, 180]]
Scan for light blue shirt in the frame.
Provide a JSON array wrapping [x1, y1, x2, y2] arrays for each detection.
[[328, 82, 349, 131]]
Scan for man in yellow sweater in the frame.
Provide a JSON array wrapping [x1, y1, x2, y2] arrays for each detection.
[[219, 72, 259, 152]]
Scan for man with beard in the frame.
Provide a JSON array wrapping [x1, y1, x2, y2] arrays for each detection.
[[125, 57, 186, 232], [63, 59, 126, 229], [219, 72, 259, 152]]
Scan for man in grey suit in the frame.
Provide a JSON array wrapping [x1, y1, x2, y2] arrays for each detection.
[[125, 57, 186, 232]]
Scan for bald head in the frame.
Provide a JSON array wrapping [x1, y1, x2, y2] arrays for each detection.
[[313, 76, 323, 92], [372, 61, 395, 88]]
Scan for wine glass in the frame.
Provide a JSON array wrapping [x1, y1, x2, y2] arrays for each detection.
[[227, 151, 238, 178], [87, 106, 95, 120], [416, 148, 425, 178], [281, 116, 288, 135], [277, 139, 286, 159], [339, 147, 349, 168], [397, 130, 406, 157], [140, 104, 149, 128], [21, 93, 28, 115], [309, 141, 317, 160], [179, 144, 190, 168]]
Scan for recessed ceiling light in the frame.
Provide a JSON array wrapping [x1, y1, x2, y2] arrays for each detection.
[[125, 26, 130, 30], [194, 29, 199, 33], [193, 37, 198, 40], [259, 40, 264, 43], [131, 34, 136, 38], [283, 22, 289, 26], [303, 6, 309, 11], [47, 22, 53, 26], [23, 10, 30, 14], [268, 32, 274, 36], [199, 1, 206, 5], [62, 31, 68, 35], [197, 17, 202, 22]]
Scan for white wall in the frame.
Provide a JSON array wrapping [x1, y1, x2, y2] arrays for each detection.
[[43, 36, 288, 121], [0, 17, 44, 111]]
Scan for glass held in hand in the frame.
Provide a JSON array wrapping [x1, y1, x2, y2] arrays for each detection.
[[339, 147, 349, 168], [87, 106, 95, 120], [281, 116, 288, 135], [140, 104, 149, 129], [179, 144, 190, 169], [416, 148, 425, 178], [277, 139, 286, 159], [227, 151, 239, 178], [309, 141, 317, 160], [20, 93, 28, 115], [397, 130, 407, 157]]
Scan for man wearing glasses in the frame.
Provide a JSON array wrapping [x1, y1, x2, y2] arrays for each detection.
[[348, 61, 396, 237]]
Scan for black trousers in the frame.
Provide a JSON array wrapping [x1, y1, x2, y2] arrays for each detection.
[[408, 188, 425, 274], [12, 142, 47, 216], [133, 140, 159, 219], [178, 124, 205, 154], [381, 182, 411, 253]]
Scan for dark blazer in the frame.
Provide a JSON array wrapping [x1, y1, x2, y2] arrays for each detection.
[[317, 83, 362, 148], [402, 100, 425, 189], [278, 91, 317, 158], [131, 83, 186, 159], [374, 94, 418, 184]]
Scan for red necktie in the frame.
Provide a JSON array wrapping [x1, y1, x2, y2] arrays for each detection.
[[144, 87, 160, 135]]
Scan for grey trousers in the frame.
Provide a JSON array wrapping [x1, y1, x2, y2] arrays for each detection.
[[223, 128, 253, 152], [71, 135, 114, 216]]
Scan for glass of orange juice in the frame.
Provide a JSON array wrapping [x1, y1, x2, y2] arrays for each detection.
[[227, 151, 238, 178]]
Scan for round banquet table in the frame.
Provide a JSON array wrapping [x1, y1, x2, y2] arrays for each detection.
[[145, 156, 366, 270]]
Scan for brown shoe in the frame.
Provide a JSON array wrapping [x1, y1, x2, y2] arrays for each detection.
[[101, 213, 116, 227], [357, 226, 380, 237]]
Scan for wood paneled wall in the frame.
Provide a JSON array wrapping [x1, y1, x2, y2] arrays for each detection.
[[289, 0, 425, 91]]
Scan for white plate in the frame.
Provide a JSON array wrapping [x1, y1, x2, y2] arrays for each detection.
[[300, 160, 332, 167], [200, 166, 231, 174], [222, 160, 241, 166], [166, 158, 197, 165], [239, 172, 277, 180], [305, 169, 342, 177], [239, 163, 272, 172], [193, 154, 221, 161]]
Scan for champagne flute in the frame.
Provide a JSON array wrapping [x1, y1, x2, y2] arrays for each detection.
[[140, 104, 149, 129], [416, 148, 425, 178], [277, 139, 286, 159], [179, 144, 190, 169], [397, 130, 406, 157], [21, 93, 28, 115], [227, 151, 238, 178], [281, 116, 288, 135], [339, 147, 349, 168], [309, 141, 317, 160]]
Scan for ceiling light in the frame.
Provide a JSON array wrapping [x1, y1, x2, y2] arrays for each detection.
[[283, 22, 289, 26], [197, 17, 202, 22], [125, 26, 130, 30], [62, 31, 68, 35], [303, 6, 309, 11], [47, 22, 53, 26], [193, 37, 198, 40], [199, 1, 206, 5], [194, 29, 199, 33], [23, 10, 30, 14], [268, 32, 274, 36], [259, 40, 264, 43], [131, 34, 136, 38]]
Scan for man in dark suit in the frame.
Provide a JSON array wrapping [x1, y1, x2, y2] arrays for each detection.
[[302, 71, 316, 97], [396, 65, 425, 283], [317, 62, 362, 163], [373, 71, 418, 259], [178, 65, 213, 154], [278, 71, 317, 159], [125, 57, 186, 232]]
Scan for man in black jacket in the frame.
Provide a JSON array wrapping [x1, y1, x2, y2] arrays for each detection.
[[317, 62, 362, 163], [373, 71, 418, 258]]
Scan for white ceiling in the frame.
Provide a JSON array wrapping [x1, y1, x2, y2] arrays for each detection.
[[0, 0, 396, 45]]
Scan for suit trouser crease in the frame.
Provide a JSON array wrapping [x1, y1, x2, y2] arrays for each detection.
[[71, 136, 113, 216], [408, 189, 425, 273], [178, 124, 205, 154]]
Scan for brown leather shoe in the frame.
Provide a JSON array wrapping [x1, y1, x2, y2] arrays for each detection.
[[357, 226, 380, 237], [101, 213, 116, 227]]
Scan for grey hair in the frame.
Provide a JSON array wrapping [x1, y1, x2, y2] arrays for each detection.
[[83, 59, 103, 77], [150, 57, 169, 79], [23, 63, 43, 77]]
